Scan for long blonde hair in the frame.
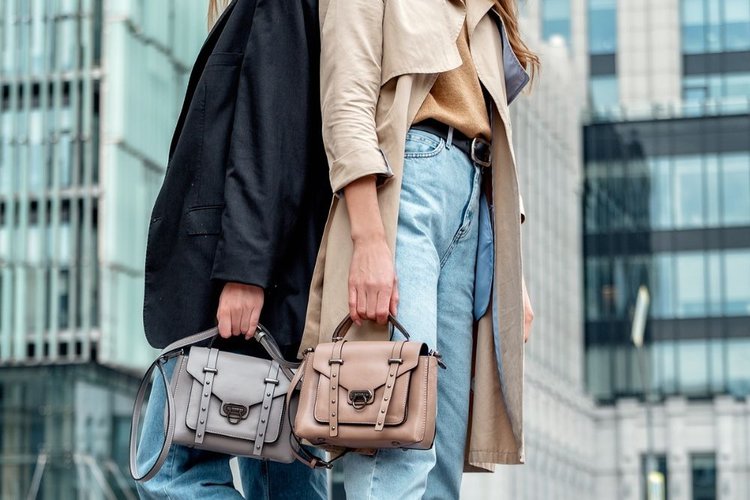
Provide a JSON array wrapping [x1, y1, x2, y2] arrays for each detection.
[[494, 0, 540, 81], [208, 0, 230, 29]]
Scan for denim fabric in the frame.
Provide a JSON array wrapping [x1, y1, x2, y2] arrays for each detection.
[[473, 190, 494, 320], [135, 358, 328, 500], [342, 128, 482, 499]]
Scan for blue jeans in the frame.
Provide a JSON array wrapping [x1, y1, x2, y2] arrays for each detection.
[[342, 128, 482, 499], [135, 358, 328, 499]]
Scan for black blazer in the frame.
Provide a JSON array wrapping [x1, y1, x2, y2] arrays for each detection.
[[143, 0, 330, 352]]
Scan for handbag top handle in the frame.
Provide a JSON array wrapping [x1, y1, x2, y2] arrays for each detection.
[[331, 314, 412, 343]]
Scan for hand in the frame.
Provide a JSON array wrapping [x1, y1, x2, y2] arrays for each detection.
[[522, 276, 534, 343], [216, 282, 264, 340], [349, 234, 398, 326]]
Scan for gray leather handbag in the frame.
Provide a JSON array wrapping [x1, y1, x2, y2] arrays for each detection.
[[129, 325, 299, 482]]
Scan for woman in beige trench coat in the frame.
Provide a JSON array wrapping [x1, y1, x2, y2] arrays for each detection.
[[299, 0, 538, 497]]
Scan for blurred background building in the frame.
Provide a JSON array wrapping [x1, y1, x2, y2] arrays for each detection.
[[0, 0, 206, 497], [576, 0, 750, 499], [0, 0, 748, 499]]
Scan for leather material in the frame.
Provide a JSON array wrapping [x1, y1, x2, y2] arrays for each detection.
[[311, 341, 421, 426], [177, 349, 290, 446], [130, 326, 298, 482], [293, 316, 439, 451]]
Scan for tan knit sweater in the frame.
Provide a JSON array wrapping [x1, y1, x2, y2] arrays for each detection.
[[413, 22, 491, 140]]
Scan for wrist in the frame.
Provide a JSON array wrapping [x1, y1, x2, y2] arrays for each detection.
[[351, 226, 386, 245]]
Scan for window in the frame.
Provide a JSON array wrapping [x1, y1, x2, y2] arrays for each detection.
[[724, 251, 750, 315], [675, 253, 706, 317], [721, 153, 750, 225], [683, 72, 750, 105], [727, 338, 750, 395], [682, 0, 750, 53], [691, 454, 717, 500], [673, 156, 705, 228], [641, 454, 669, 500], [678, 339, 709, 394], [542, 0, 572, 44], [588, 0, 617, 54], [723, 0, 750, 51], [590, 75, 619, 112]]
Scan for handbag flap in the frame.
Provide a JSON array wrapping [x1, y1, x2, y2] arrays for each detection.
[[183, 347, 291, 443], [311, 341, 424, 426]]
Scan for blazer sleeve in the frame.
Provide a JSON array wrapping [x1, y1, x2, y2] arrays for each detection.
[[319, 0, 393, 194], [210, 7, 318, 289]]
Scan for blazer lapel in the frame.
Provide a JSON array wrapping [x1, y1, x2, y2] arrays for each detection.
[[169, 0, 238, 159]]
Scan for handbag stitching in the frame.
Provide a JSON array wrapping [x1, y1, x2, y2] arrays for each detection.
[[417, 359, 429, 443]]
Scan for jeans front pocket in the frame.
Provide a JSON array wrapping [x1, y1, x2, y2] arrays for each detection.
[[403, 129, 445, 159]]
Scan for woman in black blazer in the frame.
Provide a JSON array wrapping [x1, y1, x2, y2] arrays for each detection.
[[135, 0, 330, 497]]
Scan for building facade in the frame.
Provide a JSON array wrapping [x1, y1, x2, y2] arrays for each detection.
[[0, 0, 206, 497], [579, 0, 750, 499]]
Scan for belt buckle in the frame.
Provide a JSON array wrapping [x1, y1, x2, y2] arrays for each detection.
[[470, 137, 492, 168]]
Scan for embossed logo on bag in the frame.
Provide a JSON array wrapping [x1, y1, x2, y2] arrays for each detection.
[[347, 390, 374, 410], [221, 403, 249, 424]]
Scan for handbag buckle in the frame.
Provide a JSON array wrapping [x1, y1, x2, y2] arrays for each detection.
[[221, 403, 249, 424], [348, 390, 374, 410]]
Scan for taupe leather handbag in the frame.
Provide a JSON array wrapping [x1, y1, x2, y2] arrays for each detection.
[[129, 326, 299, 482], [290, 315, 445, 455]]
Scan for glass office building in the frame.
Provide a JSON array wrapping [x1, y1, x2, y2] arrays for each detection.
[[0, 0, 206, 497], [580, 2, 750, 498], [584, 113, 750, 402], [583, 0, 750, 404]]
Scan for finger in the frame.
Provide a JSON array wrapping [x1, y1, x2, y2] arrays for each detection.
[[217, 308, 232, 339], [356, 286, 368, 323], [366, 286, 379, 321], [389, 276, 399, 317], [375, 289, 390, 325], [239, 307, 252, 337], [245, 307, 261, 340], [230, 307, 242, 336], [349, 287, 361, 326]]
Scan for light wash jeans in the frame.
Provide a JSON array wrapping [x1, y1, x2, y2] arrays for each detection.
[[135, 358, 328, 500], [342, 128, 482, 500]]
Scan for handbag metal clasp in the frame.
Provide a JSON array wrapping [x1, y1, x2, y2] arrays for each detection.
[[347, 390, 374, 410], [221, 403, 249, 424]]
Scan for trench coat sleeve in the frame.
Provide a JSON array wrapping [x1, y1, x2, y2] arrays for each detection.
[[320, 0, 394, 193], [210, 9, 315, 289]]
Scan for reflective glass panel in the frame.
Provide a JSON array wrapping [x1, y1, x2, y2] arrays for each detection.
[[723, 251, 750, 315], [589, 0, 617, 54]]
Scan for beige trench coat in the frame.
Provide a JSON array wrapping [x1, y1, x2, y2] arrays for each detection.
[[299, 0, 529, 471]]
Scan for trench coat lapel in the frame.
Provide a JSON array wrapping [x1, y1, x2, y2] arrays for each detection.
[[468, 0, 530, 116]]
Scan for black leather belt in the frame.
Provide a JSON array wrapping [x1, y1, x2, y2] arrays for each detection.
[[411, 119, 492, 168]]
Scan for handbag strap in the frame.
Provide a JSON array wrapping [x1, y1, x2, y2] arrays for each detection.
[[129, 356, 175, 481], [160, 325, 298, 380], [331, 314, 412, 342], [129, 324, 297, 481], [284, 355, 346, 470]]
